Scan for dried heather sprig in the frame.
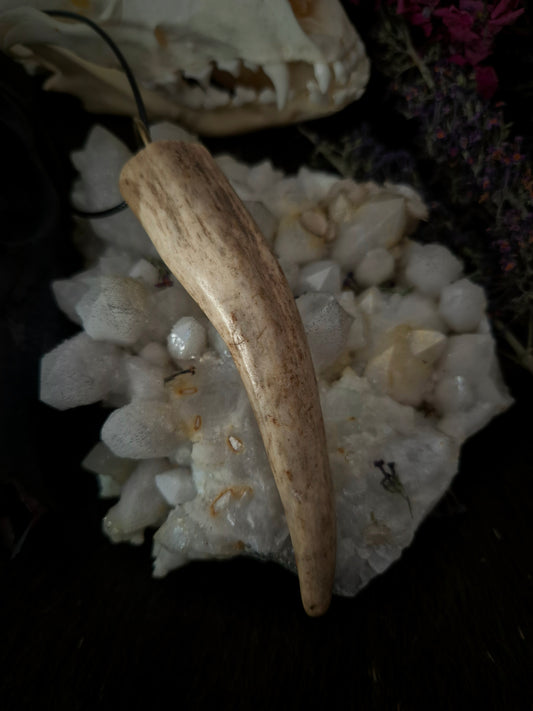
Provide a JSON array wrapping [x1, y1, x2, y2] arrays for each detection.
[[338, 1, 533, 370]]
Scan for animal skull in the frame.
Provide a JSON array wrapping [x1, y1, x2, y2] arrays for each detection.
[[0, 0, 370, 135]]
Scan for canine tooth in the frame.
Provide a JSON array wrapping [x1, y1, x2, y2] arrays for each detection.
[[313, 63, 331, 94], [262, 63, 289, 110], [216, 59, 241, 76], [243, 60, 259, 72], [333, 60, 347, 85]]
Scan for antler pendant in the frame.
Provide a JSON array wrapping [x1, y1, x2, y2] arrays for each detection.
[[120, 141, 336, 616]]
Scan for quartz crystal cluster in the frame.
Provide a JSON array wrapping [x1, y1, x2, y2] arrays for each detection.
[[40, 123, 512, 596]]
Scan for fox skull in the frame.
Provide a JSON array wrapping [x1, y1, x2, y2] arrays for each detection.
[[0, 0, 369, 135]]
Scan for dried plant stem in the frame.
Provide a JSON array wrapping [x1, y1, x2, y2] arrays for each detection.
[[298, 127, 349, 178], [400, 24, 435, 91], [495, 319, 533, 375]]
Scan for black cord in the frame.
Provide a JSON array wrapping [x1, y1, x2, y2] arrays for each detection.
[[71, 201, 129, 219], [45, 9, 151, 219]]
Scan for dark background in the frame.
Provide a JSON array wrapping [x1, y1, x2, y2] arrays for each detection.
[[1, 9, 532, 709]]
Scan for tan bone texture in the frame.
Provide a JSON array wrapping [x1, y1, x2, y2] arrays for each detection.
[[120, 141, 336, 615]]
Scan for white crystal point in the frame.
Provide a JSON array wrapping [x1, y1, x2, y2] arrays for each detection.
[[102, 401, 178, 459], [364, 325, 433, 407], [434, 334, 513, 440], [299, 259, 341, 294], [296, 293, 353, 372], [403, 243, 463, 297], [357, 286, 384, 317], [71, 125, 129, 212], [262, 62, 289, 110], [125, 355, 167, 402], [355, 247, 395, 287], [438, 404, 501, 443], [71, 126, 156, 256], [320, 367, 461, 591], [82, 441, 136, 484], [96, 475, 123, 499], [91, 208, 157, 257], [247, 160, 283, 194], [129, 258, 159, 286], [244, 200, 277, 245], [83, 441, 136, 498], [96, 247, 138, 277], [167, 316, 207, 362], [437, 334, 496, 380], [328, 181, 369, 222], [155, 468, 197, 506], [335, 291, 367, 350], [152, 545, 188, 578], [432, 375, 476, 414], [408, 329, 447, 365], [146, 282, 204, 343], [395, 293, 446, 332], [76, 276, 149, 346], [439, 336, 513, 412], [40, 332, 121, 410], [51, 277, 88, 324], [439, 278, 487, 332], [332, 196, 407, 270], [171, 441, 193, 468], [299, 209, 329, 237], [278, 258, 300, 292], [139, 342, 171, 368], [274, 214, 328, 265], [103, 460, 170, 543]]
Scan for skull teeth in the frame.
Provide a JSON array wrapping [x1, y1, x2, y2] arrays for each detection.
[[258, 87, 276, 105], [178, 53, 352, 111], [333, 60, 347, 85], [262, 62, 290, 111], [202, 86, 231, 109], [313, 62, 331, 94], [231, 85, 257, 107]]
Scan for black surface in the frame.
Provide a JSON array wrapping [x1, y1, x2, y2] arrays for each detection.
[[1, 40, 532, 711]]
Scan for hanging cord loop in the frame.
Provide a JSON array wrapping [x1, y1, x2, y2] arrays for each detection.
[[45, 9, 151, 218]]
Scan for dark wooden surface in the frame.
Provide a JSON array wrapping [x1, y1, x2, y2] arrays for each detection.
[[1, 48, 532, 710]]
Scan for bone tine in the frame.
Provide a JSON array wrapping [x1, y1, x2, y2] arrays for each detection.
[[119, 141, 336, 616]]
